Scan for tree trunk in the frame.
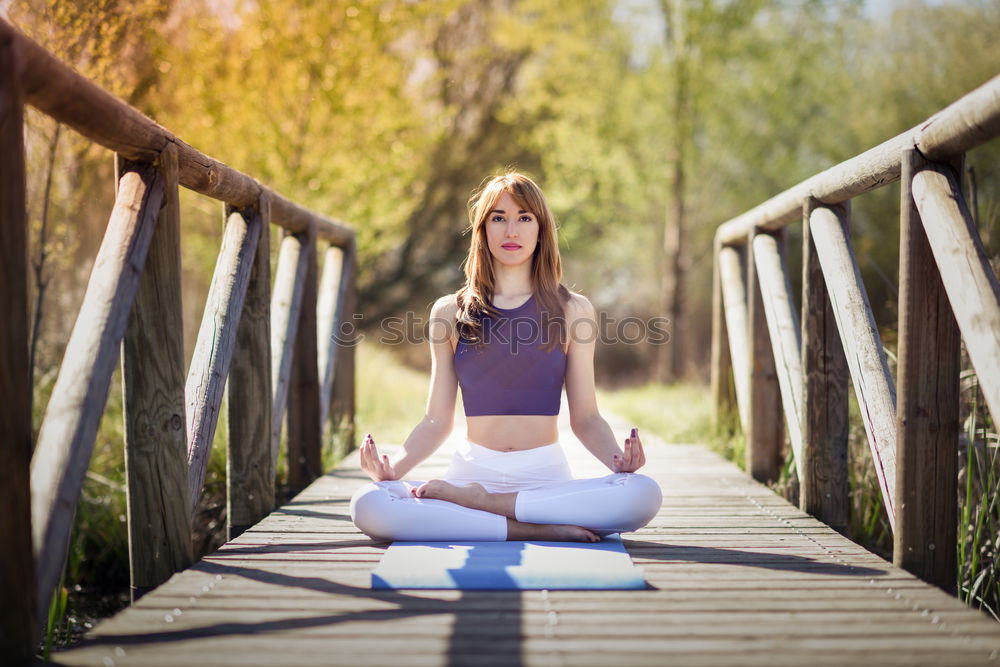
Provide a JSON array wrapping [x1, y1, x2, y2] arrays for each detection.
[[657, 0, 689, 383]]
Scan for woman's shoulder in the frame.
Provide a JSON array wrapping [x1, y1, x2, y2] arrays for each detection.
[[562, 289, 596, 321], [431, 292, 460, 317]]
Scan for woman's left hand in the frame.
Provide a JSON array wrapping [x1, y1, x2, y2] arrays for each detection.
[[612, 427, 646, 473]]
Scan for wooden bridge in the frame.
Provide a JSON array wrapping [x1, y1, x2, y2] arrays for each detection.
[[47, 412, 1000, 666], [2, 17, 1000, 666]]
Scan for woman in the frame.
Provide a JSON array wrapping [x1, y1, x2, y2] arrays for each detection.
[[350, 172, 661, 542]]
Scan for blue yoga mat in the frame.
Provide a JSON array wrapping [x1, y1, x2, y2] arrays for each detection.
[[371, 534, 646, 590]]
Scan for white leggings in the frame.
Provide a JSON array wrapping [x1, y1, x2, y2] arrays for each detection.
[[350, 440, 662, 541]]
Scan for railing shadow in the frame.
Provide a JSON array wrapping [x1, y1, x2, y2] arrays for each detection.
[[623, 539, 888, 579]]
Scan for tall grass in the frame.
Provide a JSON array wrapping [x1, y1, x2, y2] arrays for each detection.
[[958, 370, 1000, 620]]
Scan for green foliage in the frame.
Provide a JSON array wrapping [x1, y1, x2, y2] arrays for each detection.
[[958, 369, 1000, 620]]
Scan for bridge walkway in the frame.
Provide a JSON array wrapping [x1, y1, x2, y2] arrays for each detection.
[[54, 412, 1000, 666]]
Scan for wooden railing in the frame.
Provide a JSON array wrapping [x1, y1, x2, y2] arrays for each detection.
[[0, 20, 358, 660], [710, 73, 1000, 594]]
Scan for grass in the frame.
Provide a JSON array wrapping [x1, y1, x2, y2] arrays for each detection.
[[958, 369, 1000, 620], [352, 339, 436, 447], [597, 381, 746, 469]]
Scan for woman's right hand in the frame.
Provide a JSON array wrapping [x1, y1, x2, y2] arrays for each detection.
[[360, 433, 398, 482]]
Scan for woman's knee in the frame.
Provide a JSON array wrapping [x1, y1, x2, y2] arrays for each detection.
[[350, 482, 396, 540], [616, 473, 662, 531]]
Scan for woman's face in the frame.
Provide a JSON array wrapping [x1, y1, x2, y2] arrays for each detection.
[[484, 191, 539, 268]]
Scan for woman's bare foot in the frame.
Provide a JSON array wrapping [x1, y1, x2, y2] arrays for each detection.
[[412, 479, 518, 517], [412, 480, 487, 507], [507, 519, 600, 542]]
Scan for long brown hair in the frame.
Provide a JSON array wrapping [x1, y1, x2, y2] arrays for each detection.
[[454, 171, 571, 353]]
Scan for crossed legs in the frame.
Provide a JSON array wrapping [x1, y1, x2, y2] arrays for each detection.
[[350, 473, 662, 543], [414, 480, 600, 541]]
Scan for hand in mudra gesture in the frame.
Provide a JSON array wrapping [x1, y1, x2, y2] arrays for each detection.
[[359, 433, 398, 482], [612, 427, 646, 473]]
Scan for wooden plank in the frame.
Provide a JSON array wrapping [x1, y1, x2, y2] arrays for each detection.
[[894, 150, 961, 593], [717, 245, 750, 431], [185, 208, 261, 517], [317, 244, 346, 429], [0, 19, 353, 246], [911, 164, 1000, 424], [808, 205, 897, 532], [329, 239, 358, 459], [0, 35, 36, 659], [746, 230, 784, 484], [710, 237, 736, 427], [269, 231, 309, 467], [119, 145, 192, 601], [800, 199, 849, 533], [751, 231, 804, 479], [31, 161, 164, 623], [227, 194, 274, 540], [287, 225, 322, 492]]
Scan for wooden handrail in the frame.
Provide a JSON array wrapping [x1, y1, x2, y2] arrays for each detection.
[[711, 74, 1000, 594], [715, 74, 1000, 245], [0, 19, 352, 246], [0, 23, 359, 651]]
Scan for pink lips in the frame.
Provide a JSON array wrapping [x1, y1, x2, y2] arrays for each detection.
[[501, 244, 522, 250]]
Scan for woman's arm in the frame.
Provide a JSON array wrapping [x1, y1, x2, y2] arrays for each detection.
[[359, 296, 459, 481], [564, 294, 645, 472]]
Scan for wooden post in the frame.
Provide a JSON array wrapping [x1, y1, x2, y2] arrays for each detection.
[[751, 231, 804, 479], [718, 245, 751, 432], [746, 230, 784, 483], [809, 205, 897, 531], [318, 244, 346, 430], [287, 224, 322, 493], [227, 195, 273, 539], [0, 35, 37, 658], [911, 164, 1000, 424], [800, 199, 849, 533], [185, 207, 261, 518], [119, 146, 192, 601], [32, 162, 164, 623], [330, 239, 358, 459], [270, 231, 309, 467], [894, 151, 961, 592], [710, 236, 736, 428]]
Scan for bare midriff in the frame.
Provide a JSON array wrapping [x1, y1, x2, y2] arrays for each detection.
[[465, 414, 560, 452]]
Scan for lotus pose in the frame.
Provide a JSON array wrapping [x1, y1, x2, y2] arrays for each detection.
[[350, 172, 662, 542]]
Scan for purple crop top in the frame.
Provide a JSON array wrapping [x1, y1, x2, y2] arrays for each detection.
[[453, 294, 567, 417]]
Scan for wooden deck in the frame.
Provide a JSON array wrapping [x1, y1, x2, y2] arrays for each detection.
[[54, 411, 1000, 666]]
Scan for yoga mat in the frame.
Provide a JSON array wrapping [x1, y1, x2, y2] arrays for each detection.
[[371, 534, 646, 590]]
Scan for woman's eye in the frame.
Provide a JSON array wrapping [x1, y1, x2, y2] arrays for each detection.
[[520, 215, 533, 223], [491, 215, 505, 223]]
